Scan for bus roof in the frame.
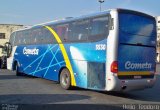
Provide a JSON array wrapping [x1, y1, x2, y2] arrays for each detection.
[[117, 8, 155, 19], [34, 10, 110, 27], [13, 10, 111, 33], [12, 8, 155, 33]]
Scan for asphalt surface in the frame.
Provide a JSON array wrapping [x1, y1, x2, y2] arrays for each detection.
[[0, 68, 160, 110]]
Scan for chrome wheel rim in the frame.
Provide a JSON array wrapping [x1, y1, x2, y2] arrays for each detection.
[[62, 73, 69, 86]]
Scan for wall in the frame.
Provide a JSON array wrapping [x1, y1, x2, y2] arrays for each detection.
[[0, 24, 24, 57]]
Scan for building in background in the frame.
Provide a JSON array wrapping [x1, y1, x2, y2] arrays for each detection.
[[156, 17, 160, 62], [0, 24, 24, 52], [0, 24, 24, 68]]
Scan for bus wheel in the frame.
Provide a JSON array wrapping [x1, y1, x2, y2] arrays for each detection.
[[16, 63, 22, 76], [60, 68, 71, 90]]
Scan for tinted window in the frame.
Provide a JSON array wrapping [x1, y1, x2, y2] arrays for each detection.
[[14, 31, 23, 46], [41, 28, 55, 44], [69, 20, 89, 42], [21, 30, 28, 45], [89, 16, 109, 41], [54, 24, 69, 42], [15, 30, 30, 46], [9, 32, 15, 46], [29, 29, 37, 44], [119, 13, 156, 37], [32, 28, 43, 44], [14, 27, 55, 45], [30, 27, 55, 44]]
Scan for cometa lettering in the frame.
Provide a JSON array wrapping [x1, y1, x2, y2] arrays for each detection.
[[125, 61, 152, 70], [23, 47, 39, 55]]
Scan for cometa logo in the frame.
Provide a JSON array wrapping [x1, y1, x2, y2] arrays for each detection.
[[125, 61, 152, 70], [23, 47, 39, 55]]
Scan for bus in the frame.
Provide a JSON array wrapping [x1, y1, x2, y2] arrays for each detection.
[[6, 9, 157, 91]]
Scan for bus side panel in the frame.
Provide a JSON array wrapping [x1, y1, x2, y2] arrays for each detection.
[[14, 45, 43, 74], [14, 44, 65, 81], [41, 45, 66, 81], [14, 39, 106, 90], [87, 40, 106, 90], [7, 46, 17, 70], [65, 43, 89, 88], [68, 40, 106, 89]]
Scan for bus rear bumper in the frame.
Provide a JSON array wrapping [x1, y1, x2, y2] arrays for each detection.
[[120, 78, 156, 91], [106, 75, 156, 92]]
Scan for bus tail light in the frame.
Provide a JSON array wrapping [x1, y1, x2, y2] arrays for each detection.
[[111, 61, 118, 73]]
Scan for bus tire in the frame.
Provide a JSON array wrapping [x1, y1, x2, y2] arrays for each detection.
[[60, 68, 72, 90], [16, 63, 22, 76]]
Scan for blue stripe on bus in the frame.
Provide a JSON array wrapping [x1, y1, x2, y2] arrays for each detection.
[[32, 45, 52, 75], [23, 44, 58, 72], [29, 61, 65, 75], [43, 46, 60, 77]]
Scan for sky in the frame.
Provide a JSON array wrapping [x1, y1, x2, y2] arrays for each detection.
[[0, 0, 160, 25]]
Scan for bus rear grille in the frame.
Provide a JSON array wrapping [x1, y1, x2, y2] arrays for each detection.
[[87, 62, 106, 89]]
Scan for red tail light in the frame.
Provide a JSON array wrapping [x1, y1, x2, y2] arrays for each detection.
[[111, 61, 118, 73]]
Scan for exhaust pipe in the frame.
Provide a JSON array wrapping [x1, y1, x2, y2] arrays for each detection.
[[121, 85, 127, 90]]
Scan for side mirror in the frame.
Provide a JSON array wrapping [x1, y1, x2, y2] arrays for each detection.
[[4, 42, 12, 58], [109, 18, 114, 30]]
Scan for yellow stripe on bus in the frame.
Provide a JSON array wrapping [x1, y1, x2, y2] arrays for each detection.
[[45, 26, 76, 86], [118, 71, 151, 76]]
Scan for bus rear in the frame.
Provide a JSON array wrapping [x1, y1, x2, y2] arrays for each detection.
[[107, 9, 157, 91]]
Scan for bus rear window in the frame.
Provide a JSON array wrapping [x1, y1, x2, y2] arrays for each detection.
[[119, 13, 156, 37]]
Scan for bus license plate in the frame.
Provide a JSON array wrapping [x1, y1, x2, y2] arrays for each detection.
[[134, 76, 142, 79]]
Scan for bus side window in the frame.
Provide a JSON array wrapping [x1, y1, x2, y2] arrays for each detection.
[[69, 20, 89, 42], [19, 31, 23, 45], [32, 28, 43, 45], [24, 29, 32, 45], [31, 29, 37, 45], [14, 33, 18, 46], [33, 28, 40, 44], [55, 24, 69, 43], [39, 28, 55, 44], [88, 16, 109, 41], [9, 32, 15, 46], [15, 31, 23, 45]]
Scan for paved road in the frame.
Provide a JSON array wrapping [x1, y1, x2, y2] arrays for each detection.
[[0, 69, 160, 104], [0, 69, 160, 109]]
